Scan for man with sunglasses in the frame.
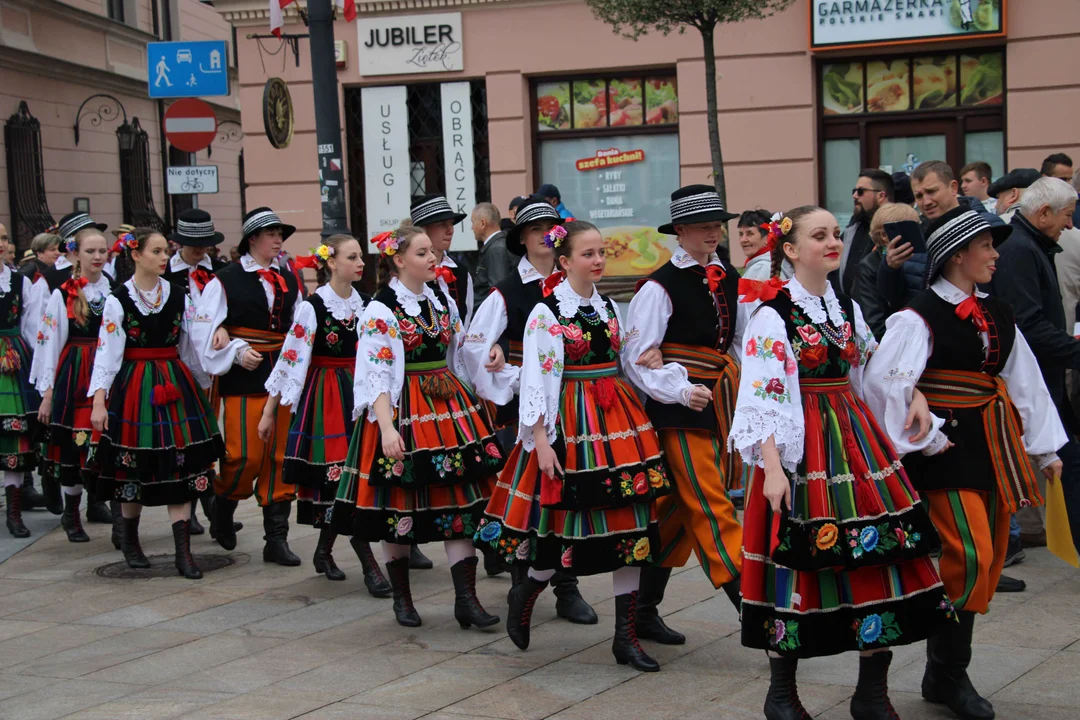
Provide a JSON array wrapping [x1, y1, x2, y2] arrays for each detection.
[[839, 169, 894, 295]]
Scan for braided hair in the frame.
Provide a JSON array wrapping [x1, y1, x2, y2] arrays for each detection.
[[68, 228, 107, 324]]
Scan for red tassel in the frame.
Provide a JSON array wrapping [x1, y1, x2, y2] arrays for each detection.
[[165, 381, 180, 403], [152, 384, 166, 406], [540, 471, 562, 506], [592, 376, 618, 411]]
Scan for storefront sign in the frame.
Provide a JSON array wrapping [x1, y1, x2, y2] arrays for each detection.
[[356, 13, 463, 76], [811, 0, 1006, 50], [539, 134, 679, 278], [361, 85, 411, 245], [439, 82, 476, 252]]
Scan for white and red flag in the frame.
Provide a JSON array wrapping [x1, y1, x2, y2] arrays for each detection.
[[270, 1, 356, 38]]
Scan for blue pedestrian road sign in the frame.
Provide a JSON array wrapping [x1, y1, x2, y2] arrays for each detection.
[[147, 41, 230, 99]]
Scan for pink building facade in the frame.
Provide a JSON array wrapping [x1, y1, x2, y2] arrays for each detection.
[[218, 0, 1079, 271], [1, 0, 243, 252]]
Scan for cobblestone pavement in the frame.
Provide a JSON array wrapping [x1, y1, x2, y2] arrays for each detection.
[[0, 502, 1076, 720]]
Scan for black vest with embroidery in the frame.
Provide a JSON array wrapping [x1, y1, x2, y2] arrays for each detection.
[[215, 262, 300, 396], [63, 279, 114, 340], [539, 291, 621, 368], [901, 290, 1017, 494], [113, 282, 186, 349], [641, 260, 740, 433], [761, 289, 862, 381], [375, 286, 455, 365], [309, 292, 367, 359], [0, 273, 24, 332], [428, 262, 470, 325], [162, 257, 225, 295]]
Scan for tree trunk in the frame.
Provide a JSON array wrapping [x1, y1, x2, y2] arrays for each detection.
[[700, 22, 726, 208]]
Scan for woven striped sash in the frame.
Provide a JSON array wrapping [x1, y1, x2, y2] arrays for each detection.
[[224, 326, 285, 353], [918, 368, 1042, 512]]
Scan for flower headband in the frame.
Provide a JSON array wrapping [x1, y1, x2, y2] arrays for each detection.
[[543, 225, 568, 249], [760, 212, 793, 249], [372, 230, 400, 257], [119, 232, 139, 251], [314, 244, 335, 262], [64, 238, 78, 254]]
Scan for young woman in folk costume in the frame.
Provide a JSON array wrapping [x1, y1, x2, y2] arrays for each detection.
[[88, 229, 224, 579], [864, 207, 1066, 720], [31, 228, 113, 542], [259, 235, 391, 597], [475, 220, 673, 672], [332, 224, 504, 629], [730, 206, 954, 720], [461, 198, 598, 625]]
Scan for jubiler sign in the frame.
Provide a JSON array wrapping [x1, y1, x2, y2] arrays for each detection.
[[357, 12, 463, 76], [811, 0, 1006, 50]]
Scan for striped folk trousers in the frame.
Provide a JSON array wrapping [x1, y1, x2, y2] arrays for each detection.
[[215, 395, 296, 506]]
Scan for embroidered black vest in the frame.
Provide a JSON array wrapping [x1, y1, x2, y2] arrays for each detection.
[[539, 291, 621, 368], [641, 260, 740, 433], [374, 286, 455, 365], [901, 290, 1017, 494], [760, 290, 860, 382], [0, 273, 24, 331], [65, 281, 114, 340], [309, 292, 366, 359], [113, 282, 186, 349]]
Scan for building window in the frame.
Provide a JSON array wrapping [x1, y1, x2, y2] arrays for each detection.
[[107, 0, 126, 23], [532, 73, 680, 290]]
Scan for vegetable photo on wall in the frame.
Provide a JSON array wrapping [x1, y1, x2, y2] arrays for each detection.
[[960, 52, 1004, 106], [537, 80, 571, 131], [822, 63, 864, 115], [645, 77, 678, 124], [573, 79, 607, 129]]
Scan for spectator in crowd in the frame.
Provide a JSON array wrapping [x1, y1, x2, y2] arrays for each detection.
[[737, 209, 780, 280], [17, 250, 34, 272], [228, 245, 241, 263], [840, 169, 893, 295], [989, 168, 1041, 223], [471, 202, 516, 309], [1042, 152, 1074, 181], [878, 160, 1003, 311], [537, 183, 574, 219], [990, 177, 1080, 558], [500, 195, 530, 232], [856, 203, 919, 339], [17, 232, 61, 281], [960, 161, 997, 213], [892, 171, 915, 206]]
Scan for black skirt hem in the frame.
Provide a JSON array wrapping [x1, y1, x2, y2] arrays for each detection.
[[365, 435, 505, 489], [96, 469, 216, 507], [343, 498, 488, 544]]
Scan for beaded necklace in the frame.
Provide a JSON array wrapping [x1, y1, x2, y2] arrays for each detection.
[[133, 280, 163, 313], [412, 298, 442, 338]]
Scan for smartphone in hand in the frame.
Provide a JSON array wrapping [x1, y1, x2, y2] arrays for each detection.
[[884, 221, 927, 255]]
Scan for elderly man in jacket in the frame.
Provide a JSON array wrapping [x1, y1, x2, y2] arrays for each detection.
[[471, 202, 516, 310], [989, 177, 1080, 557]]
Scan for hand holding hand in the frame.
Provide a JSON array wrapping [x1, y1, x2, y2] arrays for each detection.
[[239, 349, 263, 371], [212, 327, 230, 351], [635, 347, 663, 370], [687, 385, 712, 412], [905, 389, 933, 442], [485, 344, 505, 372]]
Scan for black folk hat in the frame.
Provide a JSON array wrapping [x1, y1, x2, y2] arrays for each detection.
[[506, 196, 564, 256], [657, 184, 738, 235], [988, 168, 1041, 199], [168, 209, 225, 247], [57, 212, 107, 240], [239, 206, 296, 255], [923, 206, 1011, 288], [410, 195, 467, 227]]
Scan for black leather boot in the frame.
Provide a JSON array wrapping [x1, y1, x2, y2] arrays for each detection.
[[5, 485, 29, 538], [764, 656, 812, 720], [206, 495, 243, 541], [109, 500, 122, 550], [313, 527, 345, 581], [172, 519, 203, 579], [385, 556, 421, 627], [409, 544, 433, 569], [851, 651, 899, 720], [85, 490, 111, 524], [450, 556, 500, 629], [121, 515, 151, 568], [262, 502, 301, 566], [61, 492, 89, 543], [481, 543, 506, 576], [350, 537, 392, 598], [612, 592, 660, 671], [20, 475, 44, 511], [506, 574, 548, 649], [39, 473, 63, 515], [213, 497, 239, 551], [508, 564, 526, 604], [922, 610, 994, 720], [188, 499, 205, 535], [636, 566, 685, 644], [552, 571, 598, 624], [723, 576, 743, 617]]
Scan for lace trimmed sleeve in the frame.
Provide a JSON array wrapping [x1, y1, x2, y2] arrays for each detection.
[[179, 296, 211, 390], [459, 290, 519, 404], [87, 296, 126, 398], [264, 300, 316, 409], [353, 301, 405, 422], [728, 305, 805, 471], [848, 299, 880, 400], [30, 289, 68, 393], [517, 302, 565, 450]]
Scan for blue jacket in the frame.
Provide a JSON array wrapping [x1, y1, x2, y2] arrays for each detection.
[[555, 201, 574, 219]]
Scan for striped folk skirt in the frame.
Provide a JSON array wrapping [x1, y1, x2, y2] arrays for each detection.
[[42, 338, 97, 486], [93, 347, 224, 506], [741, 377, 955, 658], [283, 356, 355, 527], [475, 363, 671, 576], [331, 362, 503, 543], [0, 330, 38, 472]]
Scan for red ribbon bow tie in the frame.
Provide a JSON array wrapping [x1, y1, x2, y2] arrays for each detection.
[[955, 295, 988, 333], [189, 268, 212, 292], [705, 265, 726, 292], [541, 271, 565, 298], [256, 268, 289, 293], [738, 277, 786, 304], [61, 276, 89, 319], [434, 266, 456, 286]]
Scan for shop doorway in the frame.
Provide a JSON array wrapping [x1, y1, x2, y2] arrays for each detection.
[[867, 120, 954, 176]]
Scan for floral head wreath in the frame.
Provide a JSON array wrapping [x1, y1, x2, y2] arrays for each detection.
[[543, 225, 568, 250], [64, 238, 78, 254], [119, 232, 139, 252], [372, 230, 400, 257], [760, 212, 793, 250], [314, 243, 334, 262]]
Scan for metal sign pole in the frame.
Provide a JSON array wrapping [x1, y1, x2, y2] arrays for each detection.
[[307, 0, 349, 238]]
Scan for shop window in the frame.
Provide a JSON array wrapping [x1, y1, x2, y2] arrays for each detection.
[[823, 139, 860, 230], [536, 75, 678, 132], [965, 131, 1005, 181]]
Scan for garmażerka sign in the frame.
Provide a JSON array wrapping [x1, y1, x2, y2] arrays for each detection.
[[357, 12, 463, 76], [810, 0, 1006, 50]]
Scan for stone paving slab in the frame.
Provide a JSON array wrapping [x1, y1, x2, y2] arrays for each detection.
[[0, 500, 1074, 719]]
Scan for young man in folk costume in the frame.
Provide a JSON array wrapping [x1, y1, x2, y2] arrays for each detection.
[[865, 207, 1067, 720], [461, 197, 598, 625], [412, 195, 475, 330], [163, 209, 238, 539], [622, 185, 746, 645], [192, 207, 302, 566]]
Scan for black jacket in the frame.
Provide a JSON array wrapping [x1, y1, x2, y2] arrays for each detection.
[[989, 212, 1079, 420], [17, 258, 49, 281], [473, 230, 516, 311], [852, 249, 888, 340]]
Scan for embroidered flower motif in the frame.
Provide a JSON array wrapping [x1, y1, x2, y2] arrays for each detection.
[[542, 356, 555, 373], [119, 452, 134, 467], [484, 443, 502, 460], [35, 331, 44, 345], [194, 475, 209, 492], [395, 516, 413, 536], [561, 546, 573, 568], [765, 378, 785, 395], [4, 455, 17, 469], [479, 520, 502, 542], [841, 341, 860, 364], [647, 468, 665, 489], [548, 323, 563, 337], [392, 460, 405, 476], [606, 318, 621, 353], [74, 431, 88, 447], [745, 337, 757, 357], [176, 452, 185, 467], [771, 340, 786, 363], [282, 348, 300, 365], [375, 319, 389, 335], [632, 537, 650, 561], [815, 523, 839, 551], [860, 526, 879, 552], [516, 538, 531, 560], [451, 515, 465, 533], [858, 614, 883, 644], [766, 618, 801, 652], [799, 344, 828, 370], [773, 619, 786, 644], [327, 465, 342, 482], [784, 355, 797, 375], [632, 472, 648, 495], [797, 325, 822, 346], [120, 482, 138, 501], [292, 323, 306, 339], [325, 331, 339, 346]]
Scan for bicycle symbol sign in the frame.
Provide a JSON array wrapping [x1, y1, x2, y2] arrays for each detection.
[[166, 166, 219, 195]]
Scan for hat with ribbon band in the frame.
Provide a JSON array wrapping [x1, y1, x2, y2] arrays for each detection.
[[923, 206, 1012, 289], [410, 195, 467, 227], [506, 196, 565, 256], [168, 209, 225, 248], [57, 212, 107, 240], [657, 184, 738, 235], [239, 206, 296, 256]]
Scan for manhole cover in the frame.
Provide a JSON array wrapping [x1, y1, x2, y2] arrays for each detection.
[[95, 554, 237, 579]]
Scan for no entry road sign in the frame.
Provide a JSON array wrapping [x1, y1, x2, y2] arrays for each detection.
[[163, 99, 217, 153]]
